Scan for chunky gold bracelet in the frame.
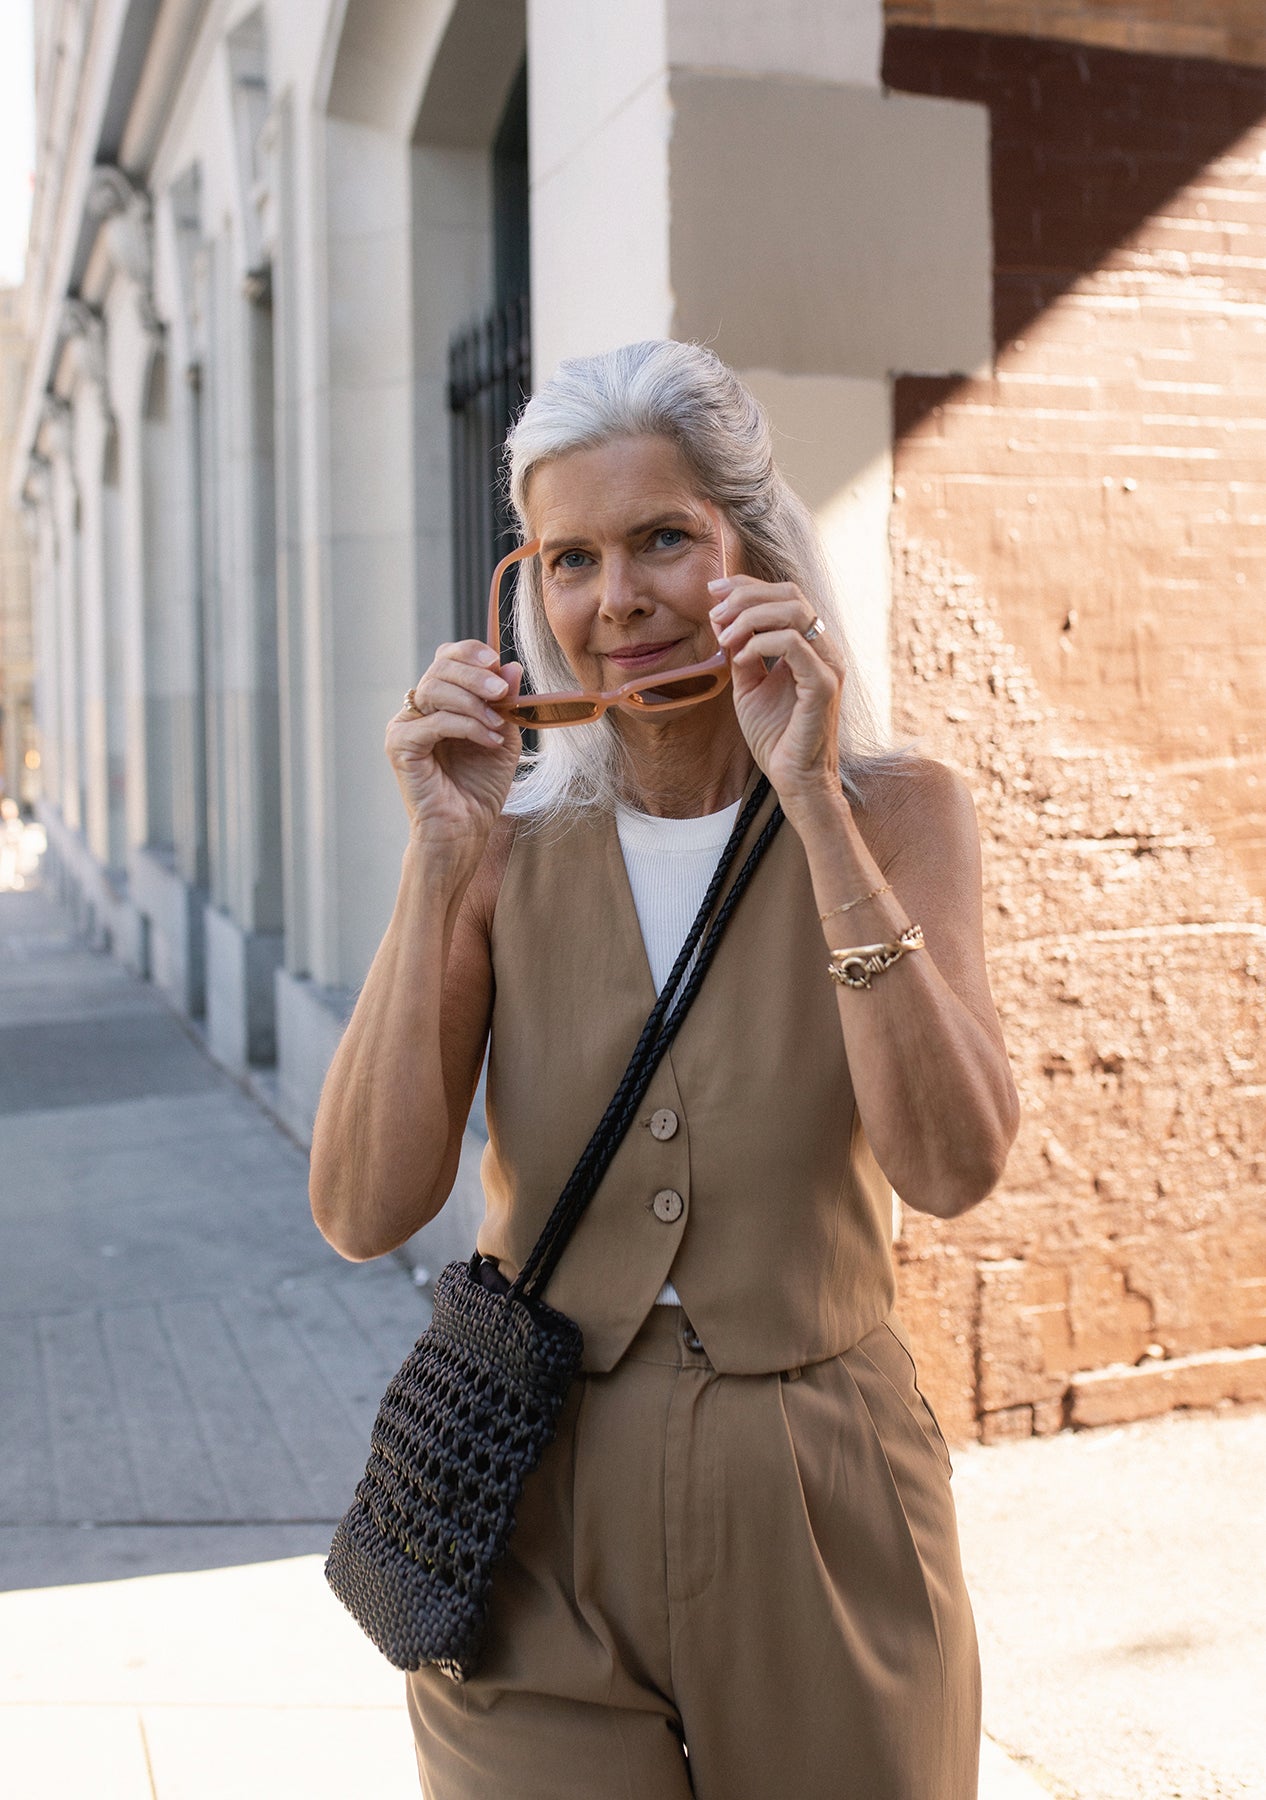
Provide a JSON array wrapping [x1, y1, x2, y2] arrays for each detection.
[[827, 923, 925, 989], [818, 883, 891, 925]]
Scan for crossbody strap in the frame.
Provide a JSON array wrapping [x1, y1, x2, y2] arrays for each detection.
[[510, 777, 784, 1306]]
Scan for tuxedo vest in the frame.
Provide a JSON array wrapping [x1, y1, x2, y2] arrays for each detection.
[[476, 776, 896, 1374]]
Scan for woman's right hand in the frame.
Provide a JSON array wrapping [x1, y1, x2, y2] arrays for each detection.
[[386, 643, 524, 856]]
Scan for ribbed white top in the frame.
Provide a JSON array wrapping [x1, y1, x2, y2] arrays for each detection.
[[615, 798, 742, 996], [615, 796, 741, 1306]]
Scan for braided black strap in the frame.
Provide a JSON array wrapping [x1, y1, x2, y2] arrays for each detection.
[[514, 779, 784, 1302]]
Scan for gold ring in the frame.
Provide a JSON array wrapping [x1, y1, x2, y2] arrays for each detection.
[[403, 688, 424, 717]]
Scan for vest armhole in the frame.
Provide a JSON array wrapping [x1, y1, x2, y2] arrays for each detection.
[[465, 812, 523, 953]]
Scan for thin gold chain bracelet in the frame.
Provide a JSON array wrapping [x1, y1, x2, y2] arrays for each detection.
[[818, 882, 891, 925]]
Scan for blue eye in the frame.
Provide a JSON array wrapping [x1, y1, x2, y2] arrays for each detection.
[[556, 550, 591, 571], [655, 528, 686, 549]]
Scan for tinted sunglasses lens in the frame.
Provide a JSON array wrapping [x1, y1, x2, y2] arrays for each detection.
[[627, 670, 728, 709], [510, 697, 603, 726]]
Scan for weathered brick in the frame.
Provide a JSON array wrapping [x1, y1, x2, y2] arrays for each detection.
[[883, 2, 1266, 69], [1068, 1344, 1266, 1425], [889, 534, 1266, 1440]]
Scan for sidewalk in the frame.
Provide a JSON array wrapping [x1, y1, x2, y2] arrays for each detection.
[[1, 871, 1261, 1798], [0, 879, 425, 1799]]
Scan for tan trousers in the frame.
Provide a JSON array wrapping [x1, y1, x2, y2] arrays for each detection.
[[406, 1306, 980, 1800]]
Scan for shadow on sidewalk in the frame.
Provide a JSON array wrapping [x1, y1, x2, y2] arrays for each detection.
[[0, 877, 428, 1595]]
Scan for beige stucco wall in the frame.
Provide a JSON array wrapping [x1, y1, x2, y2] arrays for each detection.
[[669, 73, 991, 382]]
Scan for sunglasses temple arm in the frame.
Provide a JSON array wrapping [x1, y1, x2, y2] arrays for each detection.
[[702, 499, 727, 584], [486, 542, 542, 661]]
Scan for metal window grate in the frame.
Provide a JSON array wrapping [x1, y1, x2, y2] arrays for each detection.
[[447, 294, 531, 647]]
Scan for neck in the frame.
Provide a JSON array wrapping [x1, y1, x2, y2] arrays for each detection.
[[614, 704, 754, 819]]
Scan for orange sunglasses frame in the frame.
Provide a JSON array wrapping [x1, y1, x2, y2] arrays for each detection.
[[485, 504, 732, 729]]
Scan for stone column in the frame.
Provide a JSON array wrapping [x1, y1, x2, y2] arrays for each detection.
[[22, 461, 58, 818], [89, 167, 170, 865], [118, 166, 210, 1016], [529, 0, 993, 731], [42, 397, 84, 837], [64, 299, 126, 878]]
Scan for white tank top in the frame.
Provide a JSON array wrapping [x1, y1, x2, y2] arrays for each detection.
[[615, 796, 742, 1304]]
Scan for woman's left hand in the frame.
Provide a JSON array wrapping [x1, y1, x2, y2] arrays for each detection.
[[708, 576, 845, 813]]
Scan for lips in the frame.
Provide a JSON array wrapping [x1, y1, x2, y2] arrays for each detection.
[[600, 639, 685, 672]]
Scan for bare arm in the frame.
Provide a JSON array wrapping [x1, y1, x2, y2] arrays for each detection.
[[796, 762, 1019, 1218], [308, 640, 524, 1260], [308, 830, 509, 1259], [710, 575, 1019, 1219]]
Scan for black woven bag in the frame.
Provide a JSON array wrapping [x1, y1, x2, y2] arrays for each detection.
[[326, 779, 783, 1679]]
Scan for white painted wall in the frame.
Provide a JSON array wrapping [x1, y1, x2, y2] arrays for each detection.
[[742, 371, 894, 732], [667, 0, 884, 88], [528, 0, 674, 381]]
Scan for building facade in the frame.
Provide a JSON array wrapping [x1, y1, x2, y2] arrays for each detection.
[[14, 0, 1265, 1437]]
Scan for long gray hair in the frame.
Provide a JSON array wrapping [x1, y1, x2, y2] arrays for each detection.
[[503, 339, 900, 821]]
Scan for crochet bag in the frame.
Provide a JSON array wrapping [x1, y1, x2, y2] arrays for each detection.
[[325, 779, 783, 1679]]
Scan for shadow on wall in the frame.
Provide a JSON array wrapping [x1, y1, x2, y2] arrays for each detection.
[[883, 26, 1266, 430], [884, 24, 1266, 898]]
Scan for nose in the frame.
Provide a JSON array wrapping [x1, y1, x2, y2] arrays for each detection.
[[597, 552, 653, 625]]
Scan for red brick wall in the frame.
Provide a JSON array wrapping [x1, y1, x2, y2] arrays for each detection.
[[885, 28, 1266, 897], [882, 27, 1266, 1440]]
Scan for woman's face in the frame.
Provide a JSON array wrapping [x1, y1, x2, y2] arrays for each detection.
[[524, 435, 739, 695]]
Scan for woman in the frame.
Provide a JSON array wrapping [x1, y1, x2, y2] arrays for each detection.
[[310, 340, 1019, 1799]]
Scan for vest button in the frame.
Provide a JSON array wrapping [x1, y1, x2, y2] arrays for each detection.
[[652, 1188, 684, 1223], [649, 1108, 679, 1141]]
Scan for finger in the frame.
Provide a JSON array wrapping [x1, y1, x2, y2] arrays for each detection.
[[389, 708, 506, 752], [708, 576, 804, 607], [714, 599, 816, 651], [708, 578, 805, 622], [732, 627, 842, 684], [424, 654, 512, 706], [408, 676, 509, 730], [431, 638, 502, 668]]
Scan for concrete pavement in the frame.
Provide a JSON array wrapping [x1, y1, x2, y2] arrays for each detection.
[[955, 1405, 1266, 1799], [1, 865, 1261, 1798], [0, 878, 426, 1798]]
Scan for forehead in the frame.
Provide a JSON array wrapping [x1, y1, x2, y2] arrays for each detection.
[[524, 435, 701, 541]]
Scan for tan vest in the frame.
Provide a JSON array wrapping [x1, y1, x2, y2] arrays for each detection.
[[476, 776, 896, 1374]]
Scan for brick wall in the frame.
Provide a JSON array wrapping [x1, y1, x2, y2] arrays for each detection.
[[882, 27, 1266, 1440], [889, 539, 1266, 1443], [886, 1, 1266, 67], [885, 28, 1266, 898]]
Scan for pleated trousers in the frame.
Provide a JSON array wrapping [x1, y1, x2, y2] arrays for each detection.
[[406, 1305, 980, 1800]]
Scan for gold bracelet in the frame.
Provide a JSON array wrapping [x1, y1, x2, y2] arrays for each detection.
[[827, 923, 924, 989], [818, 883, 891, 925]]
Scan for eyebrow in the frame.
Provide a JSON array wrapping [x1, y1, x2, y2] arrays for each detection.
[[539, 511, 702, 559]]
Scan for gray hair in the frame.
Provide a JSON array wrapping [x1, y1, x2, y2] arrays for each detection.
[[503, 339, 902, 821]]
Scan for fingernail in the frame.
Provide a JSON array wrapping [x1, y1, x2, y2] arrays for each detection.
[[482, 706, 503, 725], [483, 675, 509, 696], [474, 646, 499, 666], [707, 577, 732, 593]]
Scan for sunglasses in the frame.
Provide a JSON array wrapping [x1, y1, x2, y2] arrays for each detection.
[[485, 506, 732, 729]]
